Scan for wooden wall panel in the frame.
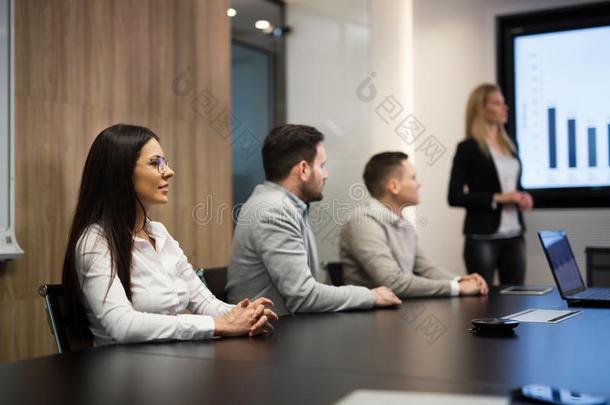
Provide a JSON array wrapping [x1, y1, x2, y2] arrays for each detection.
[[0, 0, 232, 362]]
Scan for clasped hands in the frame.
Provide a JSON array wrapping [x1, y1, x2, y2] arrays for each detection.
[[458, 273, 489, 296], [494, 191, 534, 211], [214, 297, 278, 337]]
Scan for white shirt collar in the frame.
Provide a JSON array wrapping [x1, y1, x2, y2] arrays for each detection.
[[133, 220, 168, 252]]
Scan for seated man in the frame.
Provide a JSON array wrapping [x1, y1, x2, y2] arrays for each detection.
[[226, 125, 401, 316], [340, 152, 488, 298]]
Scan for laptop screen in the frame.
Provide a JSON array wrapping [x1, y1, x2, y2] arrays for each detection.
[[538, 230, 586, 296]]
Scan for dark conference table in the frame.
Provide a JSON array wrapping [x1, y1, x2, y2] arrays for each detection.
[[3, 288, 610, 404]]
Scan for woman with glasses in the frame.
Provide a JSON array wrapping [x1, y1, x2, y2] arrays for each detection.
[[62, 124, 277, 346], [448, 84, 534, 286]]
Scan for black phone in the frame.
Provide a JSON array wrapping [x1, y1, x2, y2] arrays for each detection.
[[469, 318, 519, 337], [512, 384, 607, 405]]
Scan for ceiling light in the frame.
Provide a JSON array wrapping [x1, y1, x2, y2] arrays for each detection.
[[255, 20, 271, 30], [227, 8, 237, 17]]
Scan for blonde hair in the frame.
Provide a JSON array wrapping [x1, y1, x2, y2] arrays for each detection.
[[465, 83, 516, 156]]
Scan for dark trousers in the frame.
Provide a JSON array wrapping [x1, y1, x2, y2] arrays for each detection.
[[463, 236, 526, 286]]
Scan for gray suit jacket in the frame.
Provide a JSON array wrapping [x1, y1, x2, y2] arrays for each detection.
[[226, 181, 375, 316]]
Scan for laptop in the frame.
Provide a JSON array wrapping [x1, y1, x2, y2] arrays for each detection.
[[538, 230, 610, 307]]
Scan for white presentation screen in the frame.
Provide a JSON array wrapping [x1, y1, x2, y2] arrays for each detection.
[[514, 25, 610, 190]]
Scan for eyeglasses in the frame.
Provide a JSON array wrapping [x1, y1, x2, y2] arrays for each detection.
[[149, 155, 170, 174]]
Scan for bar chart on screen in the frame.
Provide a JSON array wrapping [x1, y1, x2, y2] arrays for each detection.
[[514, 25, 610, 190]]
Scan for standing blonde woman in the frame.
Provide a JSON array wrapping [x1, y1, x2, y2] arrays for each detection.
[[448, 84, 533, 286]]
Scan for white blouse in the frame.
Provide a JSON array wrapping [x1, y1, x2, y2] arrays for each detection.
[[488, 144, 522, 237], [75, 220, 233, 346]]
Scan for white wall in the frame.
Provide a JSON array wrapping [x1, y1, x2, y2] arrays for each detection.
[[287, 0, 609, 285], [412, 0, 609, 285], [286, 0, 416, 262]]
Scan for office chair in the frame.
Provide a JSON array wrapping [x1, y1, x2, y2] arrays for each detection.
[[325, 262, 344, 286], [38, 284, 93, 354], [195, 267, 228, 301], [585, 247, 610, 287]]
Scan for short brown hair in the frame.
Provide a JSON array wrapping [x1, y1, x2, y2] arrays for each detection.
[[363, 152, 409, 198], [262, 124, 325, 182]]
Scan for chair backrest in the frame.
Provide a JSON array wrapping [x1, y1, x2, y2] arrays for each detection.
[[585, 247, 610, 287], [38, 284, 93, 354], [195, 267, 228, 301], [325, 262, 344, 286]]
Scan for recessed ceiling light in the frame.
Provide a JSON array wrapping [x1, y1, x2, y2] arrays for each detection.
[[255, 20, 271, 30], [227, 8, 237, 17]]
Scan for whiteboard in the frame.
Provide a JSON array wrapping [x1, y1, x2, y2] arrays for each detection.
[[0, 0, 23, 261], [0, 0, 9, 231]]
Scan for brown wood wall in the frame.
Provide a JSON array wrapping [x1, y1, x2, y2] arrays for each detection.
[[0, 0, 232, 362]]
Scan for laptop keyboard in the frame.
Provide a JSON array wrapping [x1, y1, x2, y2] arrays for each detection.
[[575, 289, 610, 300]]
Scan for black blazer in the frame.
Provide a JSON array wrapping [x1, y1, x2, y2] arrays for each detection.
[[447, 138, 525, 235]]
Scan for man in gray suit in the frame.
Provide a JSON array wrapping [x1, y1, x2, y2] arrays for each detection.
[[226, 125, 401, 316]]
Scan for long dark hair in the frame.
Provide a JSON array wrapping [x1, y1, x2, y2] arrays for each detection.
[[62, 124, 159, 325]]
